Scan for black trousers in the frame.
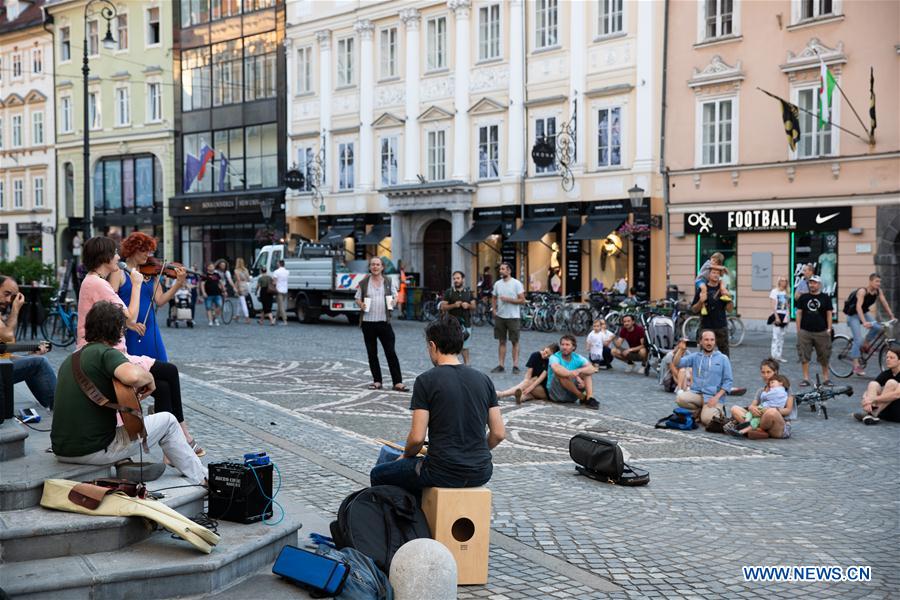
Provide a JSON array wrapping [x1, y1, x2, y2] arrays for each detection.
[[149, 360, 184, 422], [361, 321, 403, 385]]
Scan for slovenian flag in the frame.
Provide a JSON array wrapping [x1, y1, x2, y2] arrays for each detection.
[[218, 154, 229, 190], [197, 142, 214, 180], [818, 59, 836, 130], [184, 153, 201, 193]]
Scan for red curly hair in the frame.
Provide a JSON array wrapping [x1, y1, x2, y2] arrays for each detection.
[[120, 232, 158, 258]]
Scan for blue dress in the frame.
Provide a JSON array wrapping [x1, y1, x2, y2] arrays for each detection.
[[118, 275, 168, 361]]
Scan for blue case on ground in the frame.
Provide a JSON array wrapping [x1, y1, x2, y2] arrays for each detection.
[[272, 544, 350, 596]]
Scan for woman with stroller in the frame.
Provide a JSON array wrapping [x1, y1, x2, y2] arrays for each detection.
[[255, 266, 276, 325], [233, 258, 252, 324], [496, 343, 560, 404], [726, 358, 796, 439]]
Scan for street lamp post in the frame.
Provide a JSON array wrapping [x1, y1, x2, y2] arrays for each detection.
[[82, 0, 117, 240]]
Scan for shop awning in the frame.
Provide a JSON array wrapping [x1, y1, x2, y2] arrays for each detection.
[[570, 214, 627, 241], [358, 224, 391, 245], [507, 218, 560, 243], [457, 222, 501, 244], [320, 226, 355, 245]]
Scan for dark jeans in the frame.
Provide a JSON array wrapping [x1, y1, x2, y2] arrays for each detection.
[[370, 457, 488, 496], [149, 360, 184, 422], [12, 355, 57, 409], [361, 321, 402, 386]]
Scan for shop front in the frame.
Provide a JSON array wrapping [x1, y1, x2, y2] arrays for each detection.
[[318, 213, 393, 262], [457, 206, 518, 285]]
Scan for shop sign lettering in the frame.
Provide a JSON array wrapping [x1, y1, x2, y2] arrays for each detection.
[[684, 206, 852, 234]]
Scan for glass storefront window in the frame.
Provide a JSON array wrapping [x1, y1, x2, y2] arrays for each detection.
[[182, 47, 211, 111], [136, 157, 155, 208], [244, 32, 277, 102], [104, 161, 122, 210], [181, 223, 260, 271], [122, 159, 134, 209], [244, 123, 278, 189], [183, 132, 213, 193], [696, 233, 738, 306], [589, 236, 628, 292], [791, 230, 838, 317], [213, 39, 243, 107]]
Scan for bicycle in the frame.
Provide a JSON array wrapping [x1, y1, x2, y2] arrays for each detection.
[[681, 313, 744, 347], [41, 293, 78, 347], [220, 297, 234, 324], [830, 319, 897, 378], [420, 292, 441, 322], [470, 296, 494, 327]]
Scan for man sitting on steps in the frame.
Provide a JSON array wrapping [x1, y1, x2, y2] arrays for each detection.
[[370, 316, 505, 494], [51, 301, 207, 485]]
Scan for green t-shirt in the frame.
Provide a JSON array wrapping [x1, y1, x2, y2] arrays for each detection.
[[51, 343, 129, 457]]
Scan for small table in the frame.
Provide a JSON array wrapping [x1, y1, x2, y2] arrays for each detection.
[[15, 284, 54, 340]]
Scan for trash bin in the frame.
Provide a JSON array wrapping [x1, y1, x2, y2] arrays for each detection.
[[407, 288, 424, 320]]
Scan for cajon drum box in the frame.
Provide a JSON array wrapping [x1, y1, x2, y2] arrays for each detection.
[[421, 487, 492, 585]]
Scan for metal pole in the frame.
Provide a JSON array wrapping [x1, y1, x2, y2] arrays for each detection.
[[82, 14, 91, 239]]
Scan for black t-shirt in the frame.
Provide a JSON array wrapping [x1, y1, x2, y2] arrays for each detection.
[[875, 368, 900, 387], [526, 351, 548, 387], [203, 272, 223, 296], [797, 293, 833, 332], [442, 286, 474, 327], [692, 284, 729, 329], [875, 369, 900, 422], [410, 364, 498, 483]]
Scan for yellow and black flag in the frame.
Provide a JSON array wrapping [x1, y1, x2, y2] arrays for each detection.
[[780, 99, 801, 152], [869, 67, 877, 138]]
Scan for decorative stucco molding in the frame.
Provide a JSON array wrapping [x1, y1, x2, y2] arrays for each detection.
[[688, 55, 744, 89]]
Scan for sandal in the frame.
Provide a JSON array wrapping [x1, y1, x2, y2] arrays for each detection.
[[367, 382, 383, 390], [392, 384, 410, 393], [189, 439, 206, 457]]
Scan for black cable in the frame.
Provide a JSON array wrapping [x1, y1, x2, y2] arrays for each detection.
[[16, 418, 51, 432]]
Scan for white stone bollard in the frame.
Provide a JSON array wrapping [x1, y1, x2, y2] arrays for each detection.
[[389, 538, 457, 600]]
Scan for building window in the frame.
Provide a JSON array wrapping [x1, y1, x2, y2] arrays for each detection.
[[478, 125, 499, 180], [212, 0, 241, 20], [11, 115, 23, 147], [598, 0, 623, 36], [245, 124, 278, 188], [704, 0, 733, 39], [796, 87, 833, 158], [183, 132, 213, 193], [117, 14, 128, 50], [426, 16, 447, 71], [12, 53, 23, 78], [94, 155, 162, 212], [0, 182, 4, 209], [597, 107, 621, 167], [427, 130, 446, 181], [64, 163, 75, 216], [61, 97, 73, 133], [0, 117, 3, 148], [13, 180, 24, 208], [211, 128, 239, 191], [32, 48, 43, 73], [181, 47, 211, 111], [478, 4, 501, 60], [32, 111, 44, 145], [147, 83, 162, 122], [87, 20, 99, 56], [535, 116, 557, 173], [337, 37, 355, 87], [213, 39, 243, 106], [147, 7, 161, 45], [34, 177, 44, 208], [380, 136, 399, 187], [296, 145, 314, 192], [60, 26, 71, 61], [800, 0, 834, 20], [244, 32, 277, 101], [535, 0, 559, 49], [296, 46, 312, 93], [181, 0, 209, 27], [116, 87, 130, 125], [89, 92, 101, 129], [338, 142, 355, 190], [379, 28, 397, 79], [699, 98, 734, 166], [245, 0, 275, 11]]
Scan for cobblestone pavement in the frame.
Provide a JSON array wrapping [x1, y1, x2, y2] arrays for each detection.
[[30, 312, 899, 598]]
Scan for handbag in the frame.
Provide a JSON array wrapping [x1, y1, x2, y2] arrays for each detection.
[[569, 433, 650, 486], [767, 313, 788, 327]]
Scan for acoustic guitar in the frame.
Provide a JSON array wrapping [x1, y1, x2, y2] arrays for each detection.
[[0, 341, 52, 359], [112, 379, 147, 441]]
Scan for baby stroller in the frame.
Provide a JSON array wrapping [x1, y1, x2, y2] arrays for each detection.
[[167, 287, 194, 328], [642, 314, 677, 377]]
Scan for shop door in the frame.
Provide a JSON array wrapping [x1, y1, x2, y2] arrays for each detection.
[[423, 219, 451, 293]]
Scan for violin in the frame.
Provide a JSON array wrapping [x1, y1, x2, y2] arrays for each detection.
[[137, 257, 202, 279]]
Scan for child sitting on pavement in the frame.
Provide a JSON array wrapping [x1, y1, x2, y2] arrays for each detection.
[[737, 374, 790, 433], [696, 252, 733, 315]]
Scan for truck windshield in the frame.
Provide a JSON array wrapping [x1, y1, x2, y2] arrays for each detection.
[[252, 252, 269, 276]]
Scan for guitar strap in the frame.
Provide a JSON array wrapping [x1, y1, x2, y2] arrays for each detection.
[[71, 349, 145, 425]]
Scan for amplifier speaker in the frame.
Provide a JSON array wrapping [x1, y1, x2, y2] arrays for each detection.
[[207, 461, 273, 524]]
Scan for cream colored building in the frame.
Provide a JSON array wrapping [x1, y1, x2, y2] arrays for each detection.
[[664, 0, 900, 323], [0, 0, 56, 264], [286, 0, 666, 297]]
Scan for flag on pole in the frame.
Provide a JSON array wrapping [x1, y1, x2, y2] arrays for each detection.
[[818, 59, 836, 129], [197, 142, 214, 180], [868, 67, 876, 138], [183, 153, 201, 193], [218, 154, 229, 190], [780, 99, 800, 152]]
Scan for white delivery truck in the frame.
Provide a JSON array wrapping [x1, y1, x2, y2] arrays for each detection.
[[249, 243, 399, 324]]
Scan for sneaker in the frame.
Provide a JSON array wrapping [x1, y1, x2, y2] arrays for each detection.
[[605, 364, 613, 370], [853, 412, 866, 422], [583, 397, 600, 410], [514, 389, 523, 405], [512, 366, 521, 375], [853, 366, 866, 377], [723, 420, 740, 437], [701, 307, 708, 316], [491, 365, 505, 373], [208, 321, 213, 327], [863, 414, 880, 425], [720, 294, 732, 302], [777, 358, 788, 364]]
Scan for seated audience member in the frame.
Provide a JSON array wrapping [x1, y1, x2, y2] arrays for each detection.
[[51, 302, 207, 485], [659, 348, 692, 394], [611, 315, 647, 371], [586, 319, 614, 369], [496, 343, 559, 404], [672, 331, 733, 426], [0, 275, 56, 409], [729, 359, 796, 439], [855, 345, 900, 425], [547, 335, 600, 409], [370, 317, 505, 494]]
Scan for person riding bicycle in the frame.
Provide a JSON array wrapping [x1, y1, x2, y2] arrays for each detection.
[[842, 273, 895, 377]]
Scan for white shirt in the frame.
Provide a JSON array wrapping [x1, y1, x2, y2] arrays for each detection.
[[272, 267, 290, 294], [492, 277, 525, 319], [586, 329, 614, 358]]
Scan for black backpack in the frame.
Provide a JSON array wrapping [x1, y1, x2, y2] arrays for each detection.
[[329, 486, 432, 573], [569, 433, 650, 486]]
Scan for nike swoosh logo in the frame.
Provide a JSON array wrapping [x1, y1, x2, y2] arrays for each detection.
[[816, 212, 839, 224]]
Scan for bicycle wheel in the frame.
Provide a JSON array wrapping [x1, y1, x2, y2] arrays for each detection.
[[828, 335, 854, 379], [221, 299, 234, 324], [471, 304, 484, 326], [42, 312, 76, 347], [422, 301, 439, 322], [521, 304, 534, 330], [605, 311, 621, 331], [728, 316, 745, 347], [682, 316, 701, 342], [569, 308, 593, 336], [878, 342, 894, 372]]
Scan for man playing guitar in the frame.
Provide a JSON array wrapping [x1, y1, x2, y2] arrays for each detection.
[[51, 301, 206, 485], [0, 274, 56, 409]]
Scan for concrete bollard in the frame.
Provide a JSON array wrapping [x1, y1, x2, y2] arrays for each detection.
[[389, 538, 457, 600]]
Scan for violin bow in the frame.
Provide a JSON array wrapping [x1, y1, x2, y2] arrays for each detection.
[[139, 257, 169, 339]]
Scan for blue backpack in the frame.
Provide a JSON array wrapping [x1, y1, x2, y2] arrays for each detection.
[[655, 407, 699, 430]]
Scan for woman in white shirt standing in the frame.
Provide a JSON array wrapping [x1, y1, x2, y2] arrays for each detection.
[[768, 276, 790, 363], [354, 257, 408, 391], [585, 319, 614, 369]]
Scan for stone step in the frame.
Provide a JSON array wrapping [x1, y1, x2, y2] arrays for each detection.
[[0, 503, 303, 600], [0, 472, 208, 563], [0, 420, 28, 462]]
